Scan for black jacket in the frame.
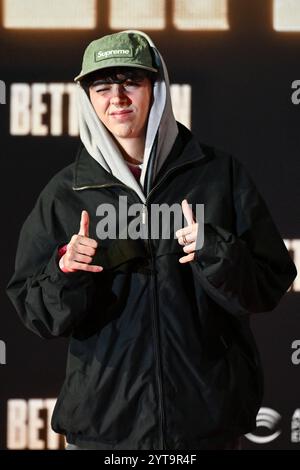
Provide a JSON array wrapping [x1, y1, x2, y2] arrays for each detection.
[[7, 124, 296, 450]]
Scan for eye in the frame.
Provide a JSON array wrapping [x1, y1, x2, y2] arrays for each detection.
[[96, 88, 109, 93], [94, 85, 111, 93], [124, 81, 139, 90]]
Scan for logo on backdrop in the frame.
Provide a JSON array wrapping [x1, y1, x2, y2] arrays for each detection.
[[7, 399, 65, 449], [291, 409, 300, 443], [291, 80, 300, 105], [0, 80, 6, 104], [283, 239, 300, 293], [245, 407, 282, 444], [8, 82, 191, 135], [291, 340, 300, 365], [6, 400, 300, 448], [0, 340, 6, 365]]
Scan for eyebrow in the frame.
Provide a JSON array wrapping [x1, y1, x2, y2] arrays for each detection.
[[90, 77, 145, 88], [90, 80, 110, 87]]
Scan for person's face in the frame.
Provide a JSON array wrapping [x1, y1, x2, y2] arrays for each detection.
[[89, 73, 153, 141]]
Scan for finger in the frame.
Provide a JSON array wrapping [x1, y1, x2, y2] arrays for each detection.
[[78, 210, 90, 237], [70, 234, 97, 249], [183, 241, 196, 253], [176, 225, 197, 243], [67, 241, 97, 264], [178, 234, 195, 246], [77, 237, 98, 249], [70, 262, 103, 273], [73, 253, 93, 264], [65, 249, 92, 265], [175, 223, 198, 240], [64, 249, 99, 268], [176, 227, 191, 240], [60, 254, 103, 273], [75, 244, 96, 257], [179, 253, 195, 264], [182, 199, 195, 226]]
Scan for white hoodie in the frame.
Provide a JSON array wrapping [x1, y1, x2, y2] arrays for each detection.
[[75, 30, 178, 203]]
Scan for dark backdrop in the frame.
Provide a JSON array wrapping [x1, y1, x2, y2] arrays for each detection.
[[0, 0, 299, 450]]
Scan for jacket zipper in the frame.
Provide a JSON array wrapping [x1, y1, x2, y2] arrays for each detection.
[[145, 200, 166, 450], [73, 159, 199, 449]]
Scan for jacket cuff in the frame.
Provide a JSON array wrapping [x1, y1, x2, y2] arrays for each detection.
[[44, 247, 92, 284]]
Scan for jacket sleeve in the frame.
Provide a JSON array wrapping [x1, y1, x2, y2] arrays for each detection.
[[191, 156, 297, 316], [6, 193, 97, 339]]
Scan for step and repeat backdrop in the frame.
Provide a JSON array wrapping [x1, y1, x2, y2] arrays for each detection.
[[0, 0, 299, 450]]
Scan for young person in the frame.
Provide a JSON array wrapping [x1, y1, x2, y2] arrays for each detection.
[[7, 31, 296, 450]]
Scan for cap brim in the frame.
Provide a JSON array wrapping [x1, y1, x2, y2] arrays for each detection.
[[74, 63, 158, 82]]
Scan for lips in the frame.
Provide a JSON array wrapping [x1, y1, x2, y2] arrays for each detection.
[[110, 109, 133, 116]]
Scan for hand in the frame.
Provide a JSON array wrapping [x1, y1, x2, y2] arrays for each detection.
[[175, 199, 198, 264], [59, 210, 103, 273]]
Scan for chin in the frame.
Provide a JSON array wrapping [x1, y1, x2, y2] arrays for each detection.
[[113, 127, 137, 139]]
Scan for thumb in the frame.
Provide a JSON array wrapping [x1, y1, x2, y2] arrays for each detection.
[[181, 199, 194, 226], [78, 210, 89, 237]]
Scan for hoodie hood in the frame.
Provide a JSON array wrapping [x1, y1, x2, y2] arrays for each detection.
[[76, 30, 178, 203]]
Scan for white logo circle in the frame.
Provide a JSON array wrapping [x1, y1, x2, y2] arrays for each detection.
[[245, 407, 282, 444]]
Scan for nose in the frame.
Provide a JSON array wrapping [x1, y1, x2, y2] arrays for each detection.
[[110, 84, 129, 106]]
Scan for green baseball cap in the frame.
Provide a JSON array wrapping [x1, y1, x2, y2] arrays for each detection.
[[74, 32, 158, 82]]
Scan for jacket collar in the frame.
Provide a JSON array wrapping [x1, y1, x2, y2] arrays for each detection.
[[73, 123, 210, 190], [73, 145, 118, 190]]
